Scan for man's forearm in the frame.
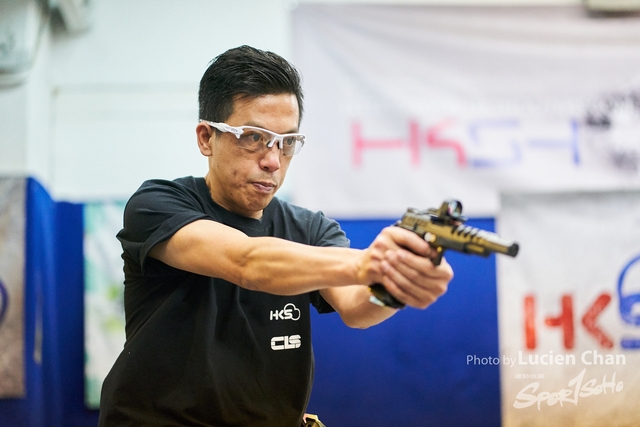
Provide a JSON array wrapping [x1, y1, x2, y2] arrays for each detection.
[[320, 285, 398, 329], [239, 236, 368, 294], [150, 219, 370, 295]]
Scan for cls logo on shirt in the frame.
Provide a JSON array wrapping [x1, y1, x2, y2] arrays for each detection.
[[271, 335, 301, 350], [270, 303, 301, 321]]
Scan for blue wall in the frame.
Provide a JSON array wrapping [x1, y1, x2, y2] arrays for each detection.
[[0, 179, 99, 427], [0, 180, 500, 427], [308, 218, 501, 427]]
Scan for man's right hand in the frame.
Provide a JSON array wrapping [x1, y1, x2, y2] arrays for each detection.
[[360, 226, 454, 309]]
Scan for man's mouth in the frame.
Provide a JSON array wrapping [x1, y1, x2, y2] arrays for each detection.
[[252, 181, 276, 193]]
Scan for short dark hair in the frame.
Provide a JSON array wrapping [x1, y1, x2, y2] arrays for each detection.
[[198, 45, 304, 125]]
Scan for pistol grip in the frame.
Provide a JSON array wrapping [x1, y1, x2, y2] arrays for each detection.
[[369, 283, 406, 309]]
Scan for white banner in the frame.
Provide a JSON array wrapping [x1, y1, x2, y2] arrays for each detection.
[[497, 190, 640, 426], [0, 177, 26, 398], [291, 5, 640, 217]]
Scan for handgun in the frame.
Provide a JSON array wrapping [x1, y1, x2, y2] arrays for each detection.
[[369, 199, 519, 309]]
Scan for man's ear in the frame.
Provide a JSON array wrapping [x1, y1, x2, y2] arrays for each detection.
[[196, 122, 214, 156]]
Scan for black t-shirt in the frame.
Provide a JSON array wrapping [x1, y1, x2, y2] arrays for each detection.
[[98, 176, 349, 427]]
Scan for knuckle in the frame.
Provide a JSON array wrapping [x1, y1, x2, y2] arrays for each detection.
[[436, 281, 449, 296]]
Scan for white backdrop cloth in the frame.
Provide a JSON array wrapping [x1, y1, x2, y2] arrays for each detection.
[[291, 5, 640, 217], [498, 190, 640, 426]]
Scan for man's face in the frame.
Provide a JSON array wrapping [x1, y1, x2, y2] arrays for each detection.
[[198, 93, 299, 219]]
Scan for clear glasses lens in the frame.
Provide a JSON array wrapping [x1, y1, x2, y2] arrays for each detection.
[[236, 128, 304, 156], [203, 121, 305, 156], [237, 129, 270, 151]]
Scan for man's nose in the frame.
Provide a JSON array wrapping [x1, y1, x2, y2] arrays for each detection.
[[259, 143, 282, 171]]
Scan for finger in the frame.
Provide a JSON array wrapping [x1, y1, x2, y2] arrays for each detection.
[[381, 272, 439, 310], [389, 249, 453, 280], [384, 251, 453, 306], [384, 227, 431, 256], [384, 250, 429, 285], [370, 227, 402, 253], [380, 258, 441, 309], [385, 227, 451, 261]]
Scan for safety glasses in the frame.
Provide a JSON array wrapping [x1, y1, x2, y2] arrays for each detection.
[[201, 120, 305, 157]]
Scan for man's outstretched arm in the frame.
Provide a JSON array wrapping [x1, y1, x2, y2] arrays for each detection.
[[149, 219, 453, 327]]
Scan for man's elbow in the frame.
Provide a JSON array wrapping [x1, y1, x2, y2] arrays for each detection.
[[340, 314, 380, 330]]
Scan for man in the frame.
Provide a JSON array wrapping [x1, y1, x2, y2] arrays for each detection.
[[98, 45, 453, 427]]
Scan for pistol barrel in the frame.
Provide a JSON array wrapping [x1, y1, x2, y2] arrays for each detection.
[[469, 229, 519, 257]]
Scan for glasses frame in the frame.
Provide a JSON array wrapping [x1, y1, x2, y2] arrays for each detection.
[[200, 120, 305, 157]]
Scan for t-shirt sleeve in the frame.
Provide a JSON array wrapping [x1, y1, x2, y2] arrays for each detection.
[[117, 180, 211, 277], [313, 211, 350, 249], [309, 211, 351, 314]]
